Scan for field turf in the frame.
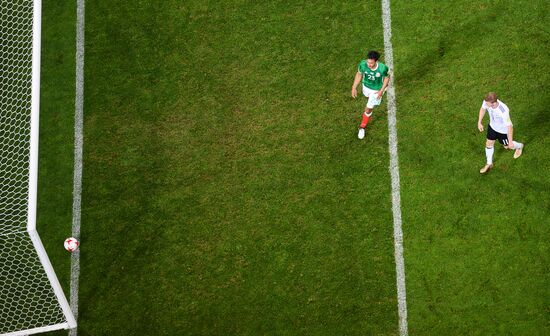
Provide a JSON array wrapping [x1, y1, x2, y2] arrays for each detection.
[[36, 0, 548, 335]]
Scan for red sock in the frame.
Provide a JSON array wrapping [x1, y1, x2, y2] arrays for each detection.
[[360, 113, 370, 128]]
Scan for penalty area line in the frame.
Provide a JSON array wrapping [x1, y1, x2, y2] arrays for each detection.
[[381, 0, 409, 335]]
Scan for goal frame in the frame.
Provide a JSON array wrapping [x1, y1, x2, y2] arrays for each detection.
[[1, 0, 77, 334]]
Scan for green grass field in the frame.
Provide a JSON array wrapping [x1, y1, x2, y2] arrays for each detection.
[[35, 0, 548, 335]]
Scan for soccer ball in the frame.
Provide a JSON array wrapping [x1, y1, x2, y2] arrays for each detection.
[[64, 237, 79, 252]]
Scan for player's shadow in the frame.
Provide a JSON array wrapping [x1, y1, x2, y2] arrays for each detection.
[[397, 7, 502, 85], [522, 97, 549, 145]]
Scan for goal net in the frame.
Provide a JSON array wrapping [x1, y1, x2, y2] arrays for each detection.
[[0, 1, 76, 335]]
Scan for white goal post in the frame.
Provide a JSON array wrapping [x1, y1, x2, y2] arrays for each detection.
[[0, 1, 77, 335]]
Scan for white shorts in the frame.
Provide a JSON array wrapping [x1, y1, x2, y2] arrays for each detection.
[[362, 85, 383, 109]]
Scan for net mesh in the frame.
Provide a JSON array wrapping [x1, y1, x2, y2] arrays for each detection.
[[0, 1, 67, 334], [0, 233, 66, 333]]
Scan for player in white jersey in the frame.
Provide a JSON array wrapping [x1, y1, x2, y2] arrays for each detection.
[[477, 92, 524, 174]]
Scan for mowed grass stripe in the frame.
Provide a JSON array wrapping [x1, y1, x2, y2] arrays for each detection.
[[37, 0, 76, 315], [37, 1, 78, 335], [392, 0, 550, 334], [79, 1, 399, 335]]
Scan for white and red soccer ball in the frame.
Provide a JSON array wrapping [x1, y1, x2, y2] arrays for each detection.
[[64, 237, 79, 252]]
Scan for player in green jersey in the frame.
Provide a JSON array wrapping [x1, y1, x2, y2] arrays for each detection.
[[351, 50, 390, 139]]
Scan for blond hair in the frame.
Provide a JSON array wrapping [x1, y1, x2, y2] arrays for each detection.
[[484, 92, 498, 103]]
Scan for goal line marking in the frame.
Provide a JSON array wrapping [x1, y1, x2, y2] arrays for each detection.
[[69, 0, 85, 335]]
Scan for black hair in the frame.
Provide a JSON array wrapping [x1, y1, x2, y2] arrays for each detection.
[[367, 50, 380, 61]]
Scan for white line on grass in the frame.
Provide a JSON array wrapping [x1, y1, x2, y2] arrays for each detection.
[[381, 0, 408, 335], [69, 0, 85, 335]]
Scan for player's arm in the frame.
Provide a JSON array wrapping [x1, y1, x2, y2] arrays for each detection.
[[377, 75, 391, 98], [505, 111, 514, 148], [477, 107, 486, 132], [506, 125, 514, 148], [351, 71, 362, 98]]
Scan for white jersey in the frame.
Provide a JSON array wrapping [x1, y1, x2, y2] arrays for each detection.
[[481, 99, 512, 134]]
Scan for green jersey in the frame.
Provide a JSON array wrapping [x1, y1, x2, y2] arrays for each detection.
[[358, 60, 389, 90]]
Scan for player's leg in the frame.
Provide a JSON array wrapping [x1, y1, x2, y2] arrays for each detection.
[[481, 126, 497, 173], [358, 106, 373, 139], [358, 86, 381, 139], [512, 140, 524, 158], [481, 139, 495, 173], [499, 133, 524, 158], [361, 106, 373, 125]]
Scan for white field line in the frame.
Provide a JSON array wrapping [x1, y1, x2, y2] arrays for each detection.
[[63, 3, 405, 336], [381, 0, 409, 335], [69, 0, 85, 335]]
